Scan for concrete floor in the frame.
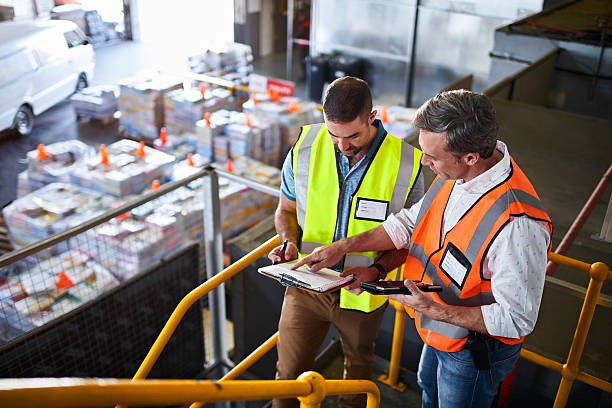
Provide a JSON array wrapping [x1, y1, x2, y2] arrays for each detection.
[[0, 39, 610, 406]]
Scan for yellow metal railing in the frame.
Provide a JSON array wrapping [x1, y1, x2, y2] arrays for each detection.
[[0, 372, 380, 408], [0, 236, 608, 407], [377, 297, 408, 391], [132, 234, 280, 381], [380, 251, 611, 407], [0, 234, 380, 407]]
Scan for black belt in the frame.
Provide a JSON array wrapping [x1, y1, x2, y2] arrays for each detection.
[[464, 331, 516, 370], [463, 332, 513, 352]]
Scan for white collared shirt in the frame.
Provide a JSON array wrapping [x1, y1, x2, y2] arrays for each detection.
[[382, 141, 551, 338]]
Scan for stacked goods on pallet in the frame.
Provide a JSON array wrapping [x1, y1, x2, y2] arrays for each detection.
[[188, 42, 253, 77], [84, 9, 106, 45], [159, 155, 281, 243], [71, 215, 178, 281], [228, 156, 282, 187], [17, 141, 92, 197], [117, 72, 182, 142], [216, 180, 277, 239], [69, 139, 176, 197], [75, 172, 277, 281], [163, 86, 234, 135], [374, 105, 419, 143], [0, 249, 120, 342], [194, 109, 236, 160], [152, 127, 198, 161], [242, 93, 321, 164], [1, 183, 115, 250], [195, 110, 281, 167], [224, 113, 281, 166], [70, 85, 118, 122], [0, 213, 13, 256]]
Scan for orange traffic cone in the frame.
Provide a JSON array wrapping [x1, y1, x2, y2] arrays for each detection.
[[381, 105, 389, 123], [116, 212, 129, 222], [36, 144, 50, 160], [159, 127, 167, 147], [99, 144, 109, 165], [199, 83, 207, 99], [288, 101, 300, 113], [251, 92, 259, 105], [226, 158, 234, 173], [268, 89, 280, 102], [56, 271, 75, 290], [186, 153, 195, 166], [151, 179, 160, 190], [135, 141, 146, 158], [245, 113, 253, 128], [203, 111, 211, 127]]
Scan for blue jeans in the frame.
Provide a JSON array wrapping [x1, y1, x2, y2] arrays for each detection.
[[417, 342, 522, 408]]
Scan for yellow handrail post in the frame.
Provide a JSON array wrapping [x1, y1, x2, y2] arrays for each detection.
[[553, 261, 610, 408], [378, 300, 408, 391], [304, 372, 381, 408], [297, 371, 326, 408]]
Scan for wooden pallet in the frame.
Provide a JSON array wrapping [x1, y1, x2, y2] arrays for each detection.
[[117, 126, 156, 145], [76, 113, 118, 126]]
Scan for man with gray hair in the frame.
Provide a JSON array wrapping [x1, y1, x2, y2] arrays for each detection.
[[294, 90, 552, 407]]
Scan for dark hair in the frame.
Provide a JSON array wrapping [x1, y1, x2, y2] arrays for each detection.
[[322, 76, 372, 123], [412, 90, 498, 159]]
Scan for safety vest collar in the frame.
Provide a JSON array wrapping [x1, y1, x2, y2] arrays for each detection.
[[294, 124, 320, 228]]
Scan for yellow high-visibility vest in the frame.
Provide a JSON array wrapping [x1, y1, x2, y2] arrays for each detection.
[[292, 123, 422, 312]]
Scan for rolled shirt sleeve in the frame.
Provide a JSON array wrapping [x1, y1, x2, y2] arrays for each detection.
[[280, 149, 296, 201], [382, 197, 422, 249], [481, 217, 551, 338]]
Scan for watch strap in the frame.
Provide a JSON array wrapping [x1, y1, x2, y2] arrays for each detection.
[[370, 262, 387, 280]]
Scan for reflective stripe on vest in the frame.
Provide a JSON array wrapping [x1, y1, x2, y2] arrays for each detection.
[[293, 123, 422, 312], [404, 157, 552, 351]]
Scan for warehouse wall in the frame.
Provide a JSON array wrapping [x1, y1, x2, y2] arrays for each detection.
[[259, 0, 274, 56], [134, 0, 234, 55]]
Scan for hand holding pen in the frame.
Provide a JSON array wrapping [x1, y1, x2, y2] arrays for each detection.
[[269, 239, 297, 265]]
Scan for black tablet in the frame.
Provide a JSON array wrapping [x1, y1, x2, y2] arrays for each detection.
[[360, 280, 442, 295]]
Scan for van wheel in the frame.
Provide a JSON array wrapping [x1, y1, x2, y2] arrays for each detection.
[[76, 73, 88, 92], [12, 105, 34, 136]]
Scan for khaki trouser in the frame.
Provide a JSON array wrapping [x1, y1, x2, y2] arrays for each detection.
[[272, 286, 387, 408]]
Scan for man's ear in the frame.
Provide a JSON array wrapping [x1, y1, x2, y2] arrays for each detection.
[[463, 152, 480, 166], [369, 110, 377, 124]]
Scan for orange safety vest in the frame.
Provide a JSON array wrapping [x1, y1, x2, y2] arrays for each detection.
[[403, 157, 552, 352]]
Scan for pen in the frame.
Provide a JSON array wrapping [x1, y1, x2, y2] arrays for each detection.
[[274, 239, 289, 265]]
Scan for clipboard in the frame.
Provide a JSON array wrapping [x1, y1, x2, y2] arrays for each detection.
[[258, 260, 354, 294]]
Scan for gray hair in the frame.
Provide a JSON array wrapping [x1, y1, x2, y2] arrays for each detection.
[[412, 90, 498, 159]]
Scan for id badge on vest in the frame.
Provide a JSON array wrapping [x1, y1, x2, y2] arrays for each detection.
[[354, 197, 388, 222], [440, 242, 472, 289]]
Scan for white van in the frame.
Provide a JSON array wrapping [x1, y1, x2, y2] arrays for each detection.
[[0, 19, 95, 136]]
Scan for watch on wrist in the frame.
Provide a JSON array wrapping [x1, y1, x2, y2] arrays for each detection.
[[370, 262, 387, 280]]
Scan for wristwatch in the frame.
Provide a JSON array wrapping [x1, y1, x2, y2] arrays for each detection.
[[370, 262, 387, 280]]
